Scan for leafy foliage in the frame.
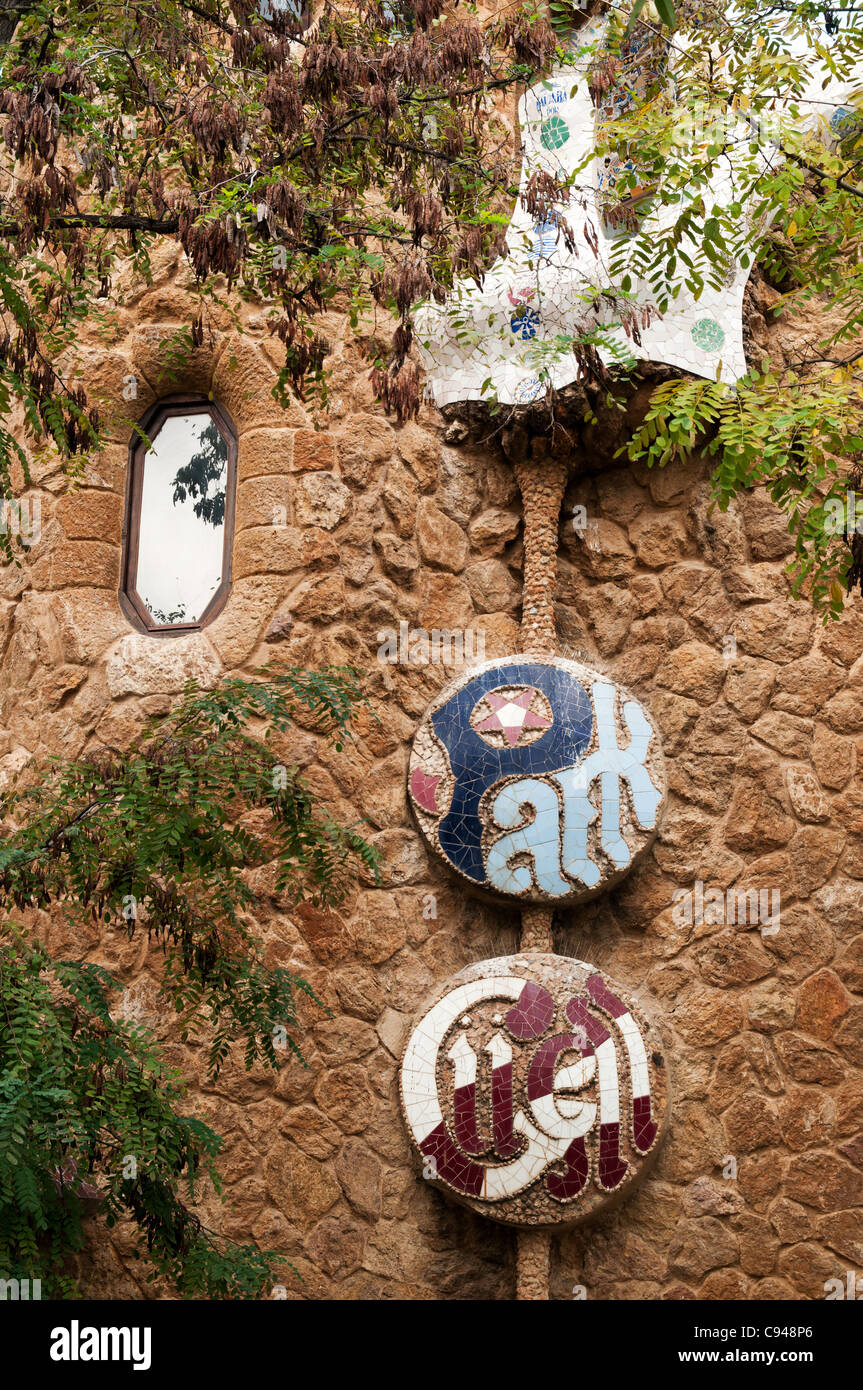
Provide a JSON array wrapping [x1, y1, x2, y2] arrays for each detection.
[[3, 1, 863, 609], [1, 663, 378, 1071], [620, 365, 863, 615], [623, 0, 675, 39], [586, 0, 863, 615], [0, 664, 378, 1295], [0, 0, 558, 557], [0, 927, 275, 1298], [171, 418, 228, 526]]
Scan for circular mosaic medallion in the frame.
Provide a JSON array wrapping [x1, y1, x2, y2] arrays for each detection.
[[400, 953, 669, 1227], [540, 114, 570, 151], [690, 317, 725, 352], [530, 217, 559, 262], [513, 375, 543, 404], [830, 105, 861, 137], [408, 655, 667, 904], [509, 305, 541, 340]]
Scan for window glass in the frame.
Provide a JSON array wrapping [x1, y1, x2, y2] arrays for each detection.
[[259, 0, 309, 24], [123, 401, 236, 633]]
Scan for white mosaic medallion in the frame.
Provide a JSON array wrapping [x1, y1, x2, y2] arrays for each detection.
[[400, 953, 669, 1227]]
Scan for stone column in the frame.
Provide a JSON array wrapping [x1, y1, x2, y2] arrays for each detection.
[[515, 1228, 552, 1301], [520, 903, 554, 953], [514, 453, 567, 1299], [514, 455, 568, 657]]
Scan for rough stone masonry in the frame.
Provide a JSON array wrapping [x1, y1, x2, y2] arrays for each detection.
[[1, 241, 862, 1299]]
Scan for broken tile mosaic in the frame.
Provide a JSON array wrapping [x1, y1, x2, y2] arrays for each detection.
[[408, 654, 667, 904], [414, 11, 863, 407], [399, 953, 668, 1227]]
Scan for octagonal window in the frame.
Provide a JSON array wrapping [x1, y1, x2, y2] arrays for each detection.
[[122, 398, 237, 634]]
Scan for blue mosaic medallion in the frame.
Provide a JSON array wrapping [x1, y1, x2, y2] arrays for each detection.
[[530, 217, 560, 262], [831, 106, 861, 138], [513, 375, 543, 404], [509, 304, 541, 340], [409, 656, 667, 903]]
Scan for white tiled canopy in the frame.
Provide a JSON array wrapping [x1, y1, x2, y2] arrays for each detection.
[[416, 13, 861, 406]]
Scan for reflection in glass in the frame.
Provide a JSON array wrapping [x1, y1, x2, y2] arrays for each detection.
[[136, 413, 228, 625], [259, 0, 308, 22]]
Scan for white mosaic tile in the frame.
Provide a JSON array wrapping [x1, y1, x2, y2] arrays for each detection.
[[416, 14, 863, 405]]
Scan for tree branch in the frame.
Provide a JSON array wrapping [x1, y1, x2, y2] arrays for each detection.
[[0, 0, 30, 45], [0, 212, 180, 234], [780, 142, 863, 201]]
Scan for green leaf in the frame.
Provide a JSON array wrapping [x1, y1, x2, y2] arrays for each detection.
[[622, 0, 649, 39]]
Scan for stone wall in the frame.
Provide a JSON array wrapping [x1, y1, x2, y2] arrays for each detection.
[[2, 244, 862, 1299]]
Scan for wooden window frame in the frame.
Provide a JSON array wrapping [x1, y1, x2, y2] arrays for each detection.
[[120, 395, 238, 637]]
